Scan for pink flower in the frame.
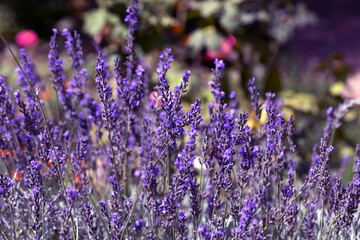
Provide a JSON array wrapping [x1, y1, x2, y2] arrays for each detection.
[[150, 90, 163, 108], [205, 35, 236, 61], [342, 71, 360, 99], [15, 30, 39, 48]]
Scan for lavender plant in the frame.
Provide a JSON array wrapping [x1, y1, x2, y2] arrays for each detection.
[[0, 1, 360, 239]]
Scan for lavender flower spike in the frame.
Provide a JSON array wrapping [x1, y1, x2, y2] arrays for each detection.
[[62, 29, 85, 72], [124, 0, 140, 76], [248, 77, 262, 120], [62, 29, 88, 90], [95, 52, 113, 122], [48, 28, 72, 111], [209, 58, 225, 104], [48, 29, 65, 93]]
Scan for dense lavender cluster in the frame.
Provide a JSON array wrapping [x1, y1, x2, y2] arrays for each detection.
[[1, 1, 360, 239]]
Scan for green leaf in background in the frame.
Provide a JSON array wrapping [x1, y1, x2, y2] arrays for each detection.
[[220, 2, 240, 32], [187, 29, 204, 53], [187, 26, 222, 52], [205, 31, 221, 50], [84, 8, 108, 36], [83, 8, 126, 37], [329, 81, 344, 96], [282, 90, 318, 114], [198, 1, 221, 18]]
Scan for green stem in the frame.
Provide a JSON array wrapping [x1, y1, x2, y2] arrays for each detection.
[[292, 207, 308, 240], [326, 227, 333, 240], [41, 195, 46, 239], [55, 91, 60, 122], [319, 198, 325, 237], [0, 154, 11, 177], [11, 202, 16, 240], [222, 198, 227, 229], [194, 161, 204, 239], [120, 183, 142, 240], [328, 128, 336, 148], [278, 154, 329, 226], [88, 194, 112, 238], [0, 225, 9, 240], [319, 213, 342, 239], [166, 146, 170, 192], [154, 144, 170, 167], [210, 188, 219, 224], [123, 116, 130, 197]]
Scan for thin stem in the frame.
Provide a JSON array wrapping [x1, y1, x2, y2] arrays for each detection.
[[166, 146, 170, 193], [194, 161, 204, 239], [210, 188, 219, 224], [120, 183, 142, 240], [222, 197, 228, 229], [55, 91, 60, 122], [320, 198, 325, 236], [123, 115, 130, 197], [328, 128, 336, 151], [319, 213, 341, 239], [11, 204, 16, 240], [0, 225, 9, 240], [277, 184, 307, 223], [88, 194, 112, 238], [198, 169, 212, 224], [326, 227, 333, 240], [41, 196, 46, 240], [154, 144, 170, 167], [104, 117, 122, 195], [0, 154, 11, 177], [292, 207, 308, 240], [0, 33, 76, 240], [278, 156, 328, 224]]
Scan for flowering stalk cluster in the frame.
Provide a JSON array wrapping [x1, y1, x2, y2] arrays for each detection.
[[0, 1, 360, 239]]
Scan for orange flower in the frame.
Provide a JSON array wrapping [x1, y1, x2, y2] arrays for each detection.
[[0, 149, 6, 156], [39, 89, 51, 100], [171, 21, 184, 35], [0, 149, 14, 157], [64, 80, 70, 89], [47, 160, 54, 168], [81, 159, 87, 169], [73, 174, 84, 189], [76, 174, 81, 184], [10, 170, 22, 181]]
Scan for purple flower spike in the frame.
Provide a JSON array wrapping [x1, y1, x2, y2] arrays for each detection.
[[66, 186, 77, 202], [248, 78, 262, 120], [209, 58, 225, 104], [124, 0, 140, 77]]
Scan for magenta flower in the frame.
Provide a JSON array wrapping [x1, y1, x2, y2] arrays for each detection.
[[15, 30, 39, 48], [205, 35, 236, 61]]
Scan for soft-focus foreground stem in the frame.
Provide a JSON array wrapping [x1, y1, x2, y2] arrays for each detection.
[[0, 227, 8, 240], [292, 207, 308, 240], [87, 194, 111, 238], [0, 33, 76, 240], [123, 115, 130, 197], [166, 145, 170, 192], [11, 202, 16, 240], [120, 183, 142, 240]]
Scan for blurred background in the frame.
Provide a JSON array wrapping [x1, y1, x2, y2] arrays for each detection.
[[0, 0, 360, 181]]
